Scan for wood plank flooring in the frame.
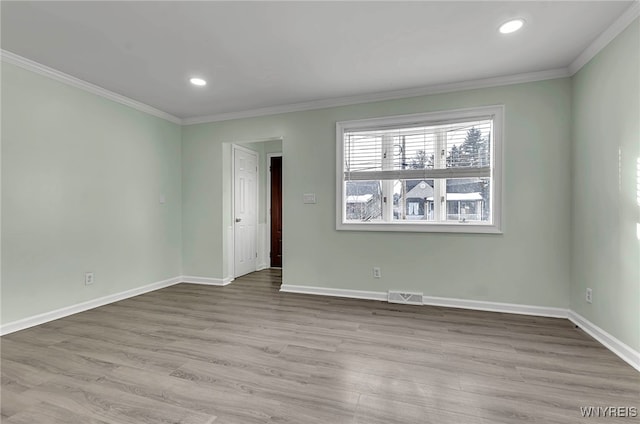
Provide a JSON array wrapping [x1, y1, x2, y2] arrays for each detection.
[[2, 269, 638, 423]]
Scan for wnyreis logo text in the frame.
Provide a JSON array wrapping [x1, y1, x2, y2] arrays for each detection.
[[580, 406, 637, 418]]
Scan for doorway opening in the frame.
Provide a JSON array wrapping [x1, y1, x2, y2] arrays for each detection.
[[268, 154, 283, 268], [229, 138, 283, 279]]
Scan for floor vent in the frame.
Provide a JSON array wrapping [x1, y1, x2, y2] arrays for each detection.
[[388, 291, 424, 305]]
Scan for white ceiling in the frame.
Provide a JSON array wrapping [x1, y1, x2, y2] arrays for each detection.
[[1, 1, 634, 121]]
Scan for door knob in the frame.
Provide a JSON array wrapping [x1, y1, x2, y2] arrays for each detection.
[[235, 218, 242, 222]]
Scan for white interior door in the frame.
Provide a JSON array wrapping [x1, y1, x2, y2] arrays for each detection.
[[234, 147, 258, 278]]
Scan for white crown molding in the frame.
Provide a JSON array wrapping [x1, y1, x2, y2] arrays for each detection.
[[183, 2, 637, 125], [176, 4, 640, 126], [0, 276, 182, 336], [181, 275, 234, 286], [0, 49, 182, 125], [3, 2, 636, 128], [568, 310, 640, 372], [569, 2, 640, 75], [182, 68, 570, 125]]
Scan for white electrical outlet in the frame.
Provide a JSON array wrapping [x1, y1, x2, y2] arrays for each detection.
[[85, 272, 94, 285], [373, 267, 381, 278], [586, 288, 592, 304]]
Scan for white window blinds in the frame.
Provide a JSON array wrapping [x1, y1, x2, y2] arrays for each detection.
[[343, 118, 493, 182]]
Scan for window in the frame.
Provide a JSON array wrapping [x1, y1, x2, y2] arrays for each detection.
[[336, 106, 503, 233]]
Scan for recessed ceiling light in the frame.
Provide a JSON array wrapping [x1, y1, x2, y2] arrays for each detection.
[[499, 19, 525, 34], [189, 77, 207, 86]]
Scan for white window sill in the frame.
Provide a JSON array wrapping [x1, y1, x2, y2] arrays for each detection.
[[336, 221, 503, 234]]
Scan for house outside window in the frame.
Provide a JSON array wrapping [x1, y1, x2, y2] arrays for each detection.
[[336, 106, 503, 233]]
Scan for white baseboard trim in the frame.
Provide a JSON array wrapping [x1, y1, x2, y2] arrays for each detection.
[[280, 284, 566, 318], [0, 276, 182, 336], [280, 284, 639, 372], [3, 277, 636, 372], [280, 284, 387, 302], [568, 310, 640, 372], [422, 295, 568, 318], [256, 263, 268, 271], [181, 275, 234, 286]]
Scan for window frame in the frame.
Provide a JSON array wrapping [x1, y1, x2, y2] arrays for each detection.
[[336, 105, 504, 234]]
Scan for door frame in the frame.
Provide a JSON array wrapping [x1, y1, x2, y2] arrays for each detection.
[[267, 152, 283, 269], [231, 144, 260, 278]]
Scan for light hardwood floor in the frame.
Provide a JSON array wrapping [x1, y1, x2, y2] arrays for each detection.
[[1, 269, 638, 423]]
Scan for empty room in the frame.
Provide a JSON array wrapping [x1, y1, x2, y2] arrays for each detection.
[[1, 1, 639, 423]]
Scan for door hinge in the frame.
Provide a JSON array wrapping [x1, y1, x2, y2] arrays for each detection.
[[256, 252, 258, 258]]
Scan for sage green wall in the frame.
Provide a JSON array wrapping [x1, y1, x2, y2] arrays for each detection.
[[182, 78, 572, 308], [1, 63, 182, 324], [571, 19, 640, 351], [183, 126, 285, 278]]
